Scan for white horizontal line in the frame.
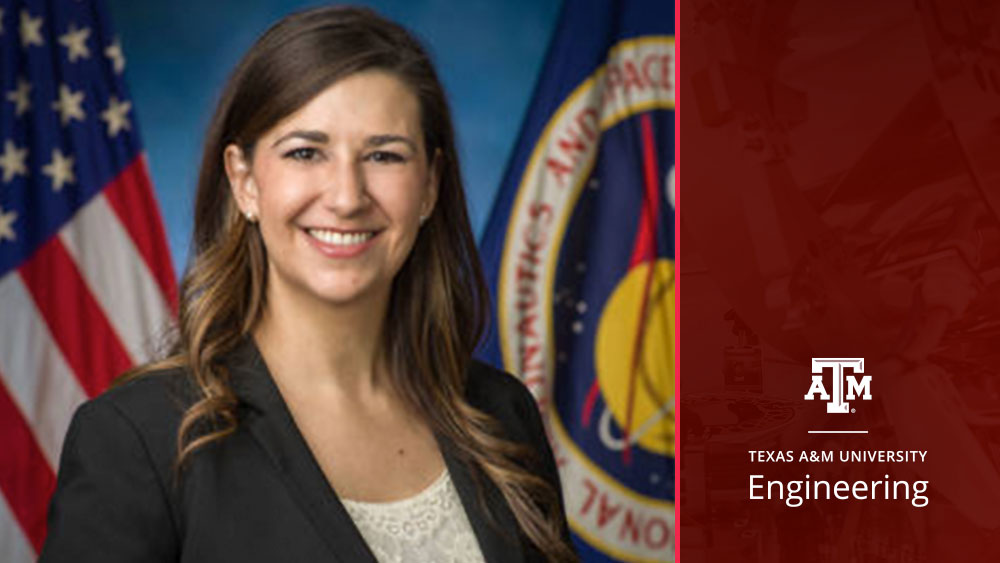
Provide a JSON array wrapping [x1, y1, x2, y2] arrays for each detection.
[[808, 430, 869, 434]]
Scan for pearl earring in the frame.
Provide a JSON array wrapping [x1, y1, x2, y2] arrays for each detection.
[[245, 210, 255, 222]]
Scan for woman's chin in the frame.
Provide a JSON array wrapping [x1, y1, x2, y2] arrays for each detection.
[[305, 278, 386, 308]]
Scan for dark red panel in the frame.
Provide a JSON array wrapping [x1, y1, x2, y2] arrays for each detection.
[[679, 0, 1000, 560]]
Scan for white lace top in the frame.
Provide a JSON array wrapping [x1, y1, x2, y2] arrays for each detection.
[[341, 469, 487, 563]]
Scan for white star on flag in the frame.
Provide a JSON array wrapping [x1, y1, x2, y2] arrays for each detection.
[[100, 96, 132, 136], [19, 10, 44, 48], [58, 25, 91, 62], [6, 78, 32, 116], [104, 39, 126, 74], [0, 206, 17, 243], [42, 148, 76, 191], [52, 84, 85, 125], [0, 140, 29, 183]]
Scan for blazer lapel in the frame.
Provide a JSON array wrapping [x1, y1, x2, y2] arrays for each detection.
[[227, 337, 377, 563], [440, 439, 527, 563]]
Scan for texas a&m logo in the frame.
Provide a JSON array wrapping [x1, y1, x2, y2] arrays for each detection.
[[804, 358, 872, 413]]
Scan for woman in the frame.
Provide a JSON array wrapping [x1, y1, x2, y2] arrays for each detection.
[[40, 6, 577, 563]]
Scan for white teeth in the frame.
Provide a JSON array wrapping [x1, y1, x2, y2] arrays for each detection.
[[307, 229, 375, 246]]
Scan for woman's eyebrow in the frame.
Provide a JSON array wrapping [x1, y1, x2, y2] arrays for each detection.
[[366, 134, 417, 151], [271, 130, 329, 147]]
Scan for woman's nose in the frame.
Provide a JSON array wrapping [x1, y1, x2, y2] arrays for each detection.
[[322, 159, 370, 216]]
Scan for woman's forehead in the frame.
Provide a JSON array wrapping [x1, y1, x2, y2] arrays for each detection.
[[264, 70, 423, 144]]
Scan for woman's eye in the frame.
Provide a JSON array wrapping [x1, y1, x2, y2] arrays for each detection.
[[284, 147, 320, 161], [366, 150, 405, 164]]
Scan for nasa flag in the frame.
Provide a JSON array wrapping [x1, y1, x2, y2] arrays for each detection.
[[478, 0, 674, 561]]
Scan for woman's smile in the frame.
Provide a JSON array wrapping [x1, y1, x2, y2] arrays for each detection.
[[303, 227, 381, 258]]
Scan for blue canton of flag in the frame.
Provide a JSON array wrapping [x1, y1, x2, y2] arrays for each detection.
[[478, 0, 674, 561], [0, 1, 176, 560]]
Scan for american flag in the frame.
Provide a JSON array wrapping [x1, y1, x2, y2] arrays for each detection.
[[0, 1, 177, 559]]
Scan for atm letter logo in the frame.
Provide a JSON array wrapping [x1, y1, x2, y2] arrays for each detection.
[[805, 358, 872, 413]]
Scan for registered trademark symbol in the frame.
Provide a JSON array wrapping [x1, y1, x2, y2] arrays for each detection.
[[851, 408, 856, 413]]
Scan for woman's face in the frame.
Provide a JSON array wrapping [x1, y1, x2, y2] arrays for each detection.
[[225, 70, 438, 308]]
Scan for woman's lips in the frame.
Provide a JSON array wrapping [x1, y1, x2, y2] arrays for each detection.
[[303, 227, 380, 258]]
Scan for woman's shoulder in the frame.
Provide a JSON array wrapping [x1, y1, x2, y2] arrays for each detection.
[[92, 366, 197, 424], [463, 360, 562, 500], [465, 359, 532, 402], [464, 359, 543, 433], [52, 367, 197, 505], [69, 366, 199, 464]]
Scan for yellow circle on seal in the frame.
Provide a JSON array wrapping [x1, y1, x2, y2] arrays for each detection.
[[594, 258, 674, 456]]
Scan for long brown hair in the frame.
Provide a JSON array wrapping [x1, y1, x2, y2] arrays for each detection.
[[136, 6, 574, 561]]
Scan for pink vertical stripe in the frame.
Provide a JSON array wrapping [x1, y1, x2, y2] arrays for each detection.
[[673, 4, 681, 560]]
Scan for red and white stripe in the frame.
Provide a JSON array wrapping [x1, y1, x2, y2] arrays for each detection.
[[0, 493, 34, 563], [0, 156, 176, 561]]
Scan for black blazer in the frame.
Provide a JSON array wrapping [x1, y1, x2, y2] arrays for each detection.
[[39, 337, 572, 562]]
